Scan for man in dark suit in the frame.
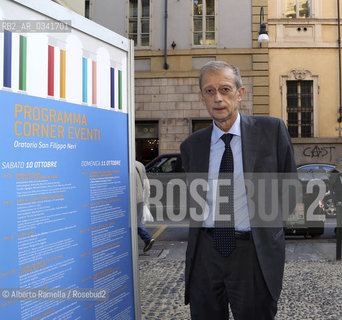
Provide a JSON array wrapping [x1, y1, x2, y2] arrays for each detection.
[[180, 61, 297, 320]]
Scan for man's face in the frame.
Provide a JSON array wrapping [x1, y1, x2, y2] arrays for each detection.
[[200, 68, 245, 125]]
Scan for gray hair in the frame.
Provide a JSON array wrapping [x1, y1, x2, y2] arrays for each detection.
[[199, 61, 243, 91]]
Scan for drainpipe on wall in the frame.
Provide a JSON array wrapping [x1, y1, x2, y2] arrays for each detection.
[[163, 0, 169, 70], [338, 0, 342, 137]]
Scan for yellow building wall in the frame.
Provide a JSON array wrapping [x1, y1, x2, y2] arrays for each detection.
[[269, 49, 340, 137], [53, 0, 85, 16], [322, 25, 338, 42], [323, 0, 342, 19]]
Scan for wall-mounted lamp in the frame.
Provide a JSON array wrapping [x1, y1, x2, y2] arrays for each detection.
[[171, 41, 176, 49], [258, 7, 269, 45]]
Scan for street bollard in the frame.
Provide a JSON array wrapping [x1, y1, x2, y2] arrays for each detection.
[[336, 202, 342, 261]]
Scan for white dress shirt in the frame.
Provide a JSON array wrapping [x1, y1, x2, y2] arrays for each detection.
[[203, 113, 250, 231]]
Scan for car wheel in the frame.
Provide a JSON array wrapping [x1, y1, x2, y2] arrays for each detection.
[[325, 198, 336, 217]]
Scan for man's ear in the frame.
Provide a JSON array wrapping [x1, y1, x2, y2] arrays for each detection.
[[237, 87, 245, 102]]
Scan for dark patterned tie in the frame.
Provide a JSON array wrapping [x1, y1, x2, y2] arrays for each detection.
[[213, 133, 236, 256]]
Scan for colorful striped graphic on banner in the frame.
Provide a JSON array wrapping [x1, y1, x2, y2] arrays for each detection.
[[92, 60, 97, 105], [48, 45, 54, 96], [118, 69, 122, 110], [1, 34, 124, 109], [110, 67, 115, 108], [82, 57, 87, 103], [19, 35, 27, 91], [60, 49, 66, 99], [3, 30, 12, 88]]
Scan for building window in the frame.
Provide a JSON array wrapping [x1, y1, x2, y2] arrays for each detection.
[[192, 120, 212, 133], [85, 0, 90, 19], [286, 80, 313, 138], [285, 0, 311, 18], [128, 0, 150, 47], [193, 0, 215, 46], [281, 69, 318, 138]]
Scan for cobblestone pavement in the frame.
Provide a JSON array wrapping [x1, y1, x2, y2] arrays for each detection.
[[139, 241, 342, 320], [139, 260, 188, 320]]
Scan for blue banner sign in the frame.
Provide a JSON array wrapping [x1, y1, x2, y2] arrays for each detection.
[[0, 90, 135, 319]]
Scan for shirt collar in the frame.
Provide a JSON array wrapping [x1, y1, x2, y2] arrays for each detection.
[[211, 112, 241, 145]]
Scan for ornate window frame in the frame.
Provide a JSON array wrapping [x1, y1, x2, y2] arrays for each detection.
[[280, 69, 319, 137]]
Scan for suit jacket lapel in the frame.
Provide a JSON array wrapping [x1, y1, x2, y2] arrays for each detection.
[[187, 126, 212, 229], [193, 125, 212, 174], [240, 114, 258, 173]]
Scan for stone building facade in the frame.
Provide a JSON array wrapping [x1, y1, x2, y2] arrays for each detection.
[[57, 0, 342, 166], [268, 0, 342, 166], [89, 0, 269, 163], [135, 76, 253, 155]]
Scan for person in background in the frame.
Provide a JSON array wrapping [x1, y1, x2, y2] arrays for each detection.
[[180, 61, 297, 320], [136, 160, 155, 252], [329, 165, 342, 205]]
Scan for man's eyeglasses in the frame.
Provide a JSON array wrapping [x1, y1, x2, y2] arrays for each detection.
[[203, 86, 236, 97]]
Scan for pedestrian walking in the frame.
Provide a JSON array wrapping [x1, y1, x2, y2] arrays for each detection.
[[136, 160, 155, 252]]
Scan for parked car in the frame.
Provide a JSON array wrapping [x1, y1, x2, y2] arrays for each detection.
[[297, 164, 335, 171], [297, 163, 336, 218], [145, 154, 185, 220], [145, 153, 183, 173], [285, 167, 327, 237]]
